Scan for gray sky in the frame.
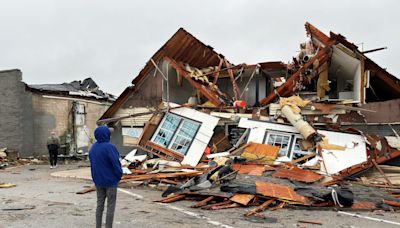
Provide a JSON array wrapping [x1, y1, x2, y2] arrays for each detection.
[[1, 0, 398, 96]]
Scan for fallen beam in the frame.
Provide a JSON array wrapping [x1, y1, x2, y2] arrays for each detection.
[[245, 199, 275, 217]]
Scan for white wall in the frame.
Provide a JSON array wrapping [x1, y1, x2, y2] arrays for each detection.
[[238, 118, 367, 175], [170, 106, 219, 166]]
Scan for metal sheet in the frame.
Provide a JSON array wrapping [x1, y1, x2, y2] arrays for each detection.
[[255, 181, 310, 205], [230, 194, 255, 205], [272, 167, 323, 183]]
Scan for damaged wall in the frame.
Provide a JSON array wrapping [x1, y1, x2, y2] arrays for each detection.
[[238, 118, 367, 175], [31, 94, 110, 156], [0, 69, 31, 157], [0, 69, 111, 157]]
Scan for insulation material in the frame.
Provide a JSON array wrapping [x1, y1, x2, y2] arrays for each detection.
[[241, 143, 280, 164], [316, 62, 330, 98], [318, 139, 346, 151], [279, 96, 310, 114]]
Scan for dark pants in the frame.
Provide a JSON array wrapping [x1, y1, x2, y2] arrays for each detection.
[[48, 149, 58, 166], [96, 187, 117, 228]]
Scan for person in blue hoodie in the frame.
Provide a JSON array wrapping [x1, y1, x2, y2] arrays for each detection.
[[89, 125, 123, 228]]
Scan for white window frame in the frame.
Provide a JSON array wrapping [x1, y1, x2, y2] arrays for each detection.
[[151, 113, 200, 155], [169, 118, 200, 155], [290, 135, 312, 160], [263, 131, 292, 157]]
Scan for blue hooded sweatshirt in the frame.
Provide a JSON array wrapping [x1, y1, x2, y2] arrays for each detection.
[[89, 126, 123, 187]]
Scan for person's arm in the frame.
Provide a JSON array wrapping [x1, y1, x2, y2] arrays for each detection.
[[56, 137, 60, 148], [109, 146, 123, 180]]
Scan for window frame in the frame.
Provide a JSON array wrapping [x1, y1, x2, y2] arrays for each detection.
[[150, 112, 200, 155], [289, 135, 312, 160], [263, 131, 293, 157]]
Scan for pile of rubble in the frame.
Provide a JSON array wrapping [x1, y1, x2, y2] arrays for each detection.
[[0, 148, 43, 170], [90, 22, 400, 217], [103, 98, 400, 216]]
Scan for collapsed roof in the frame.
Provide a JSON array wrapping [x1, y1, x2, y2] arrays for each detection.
[[260, 22, 400, 105], [27, 77, 116, 102]]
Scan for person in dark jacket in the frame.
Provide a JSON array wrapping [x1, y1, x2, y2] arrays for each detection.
[[47, 131, 60, 169], [89, 126, 123, 228]]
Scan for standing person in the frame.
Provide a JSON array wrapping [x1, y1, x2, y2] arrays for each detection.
[[47, 131, 60, 169], [89, 126, 122, 228]]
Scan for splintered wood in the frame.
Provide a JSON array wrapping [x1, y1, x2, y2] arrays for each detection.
[[245, 199, 275, 216], [241, 143, 280, 164], [120, 171, 202, 183]]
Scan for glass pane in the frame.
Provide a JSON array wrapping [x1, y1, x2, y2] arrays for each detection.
[[152, 113, 181, 147], [169, 119, 200, 155]]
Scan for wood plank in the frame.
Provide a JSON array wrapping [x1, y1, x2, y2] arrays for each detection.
[[230, 194, 255, 206], [76, 186, 96, 194], [372, 159, 393, 185], [245, 199, 275, 217], [191, 196, 215, 208]]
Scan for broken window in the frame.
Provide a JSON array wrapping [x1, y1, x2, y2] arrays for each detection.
[[264, 131, 292, 157], [290, 136, 311, 160], [151, 113, 200, 155]]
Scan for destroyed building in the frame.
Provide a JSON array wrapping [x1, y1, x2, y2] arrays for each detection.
[[89, 22, 400, 214], [98, 28, 287, 154], [98, 21, 400, 175], [0, 69, 115, 157]]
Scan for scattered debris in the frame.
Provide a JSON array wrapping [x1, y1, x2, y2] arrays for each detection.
[[82, 22, 400, 219], [297, 220, 323, 226], [0, 183, 16, 188]]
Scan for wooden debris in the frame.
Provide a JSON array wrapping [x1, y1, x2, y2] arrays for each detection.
[[383, 200, 400, 207], [156, 194, 186, 203], [272, 166, 323, 183], [232, 164, 270, 176], [230, 194, 255, 206], [201, 200, 232, 210], [191, 196, 215, 208], [269, 201, 285, 211], [154, 178, 179, 185], [241, 143, 280, 164], [351, 201, 376, 210], [298, 220, 323, 226], [208, 203, 240, 210], [0, 183, 16, 188], [245, 199, 275, 217], [120, 171, 202, 183], [290, 153, 316, 165], [256, 181, 310, 205], [76, 186, 96, 194], [371, 159, 393, 185]]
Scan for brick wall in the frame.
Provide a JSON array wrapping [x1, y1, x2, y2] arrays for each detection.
[[0, 69, 25, 155], [31, 94, 110, 156]]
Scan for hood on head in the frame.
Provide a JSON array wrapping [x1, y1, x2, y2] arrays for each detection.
[[94, 125, 110, 143]]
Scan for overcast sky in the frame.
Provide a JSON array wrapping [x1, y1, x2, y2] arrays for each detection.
[[0, 0, 398, 96]]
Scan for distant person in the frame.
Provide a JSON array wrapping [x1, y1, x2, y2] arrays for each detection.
[[89, 126, 123, 228], [47, 131, 60, 169]]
